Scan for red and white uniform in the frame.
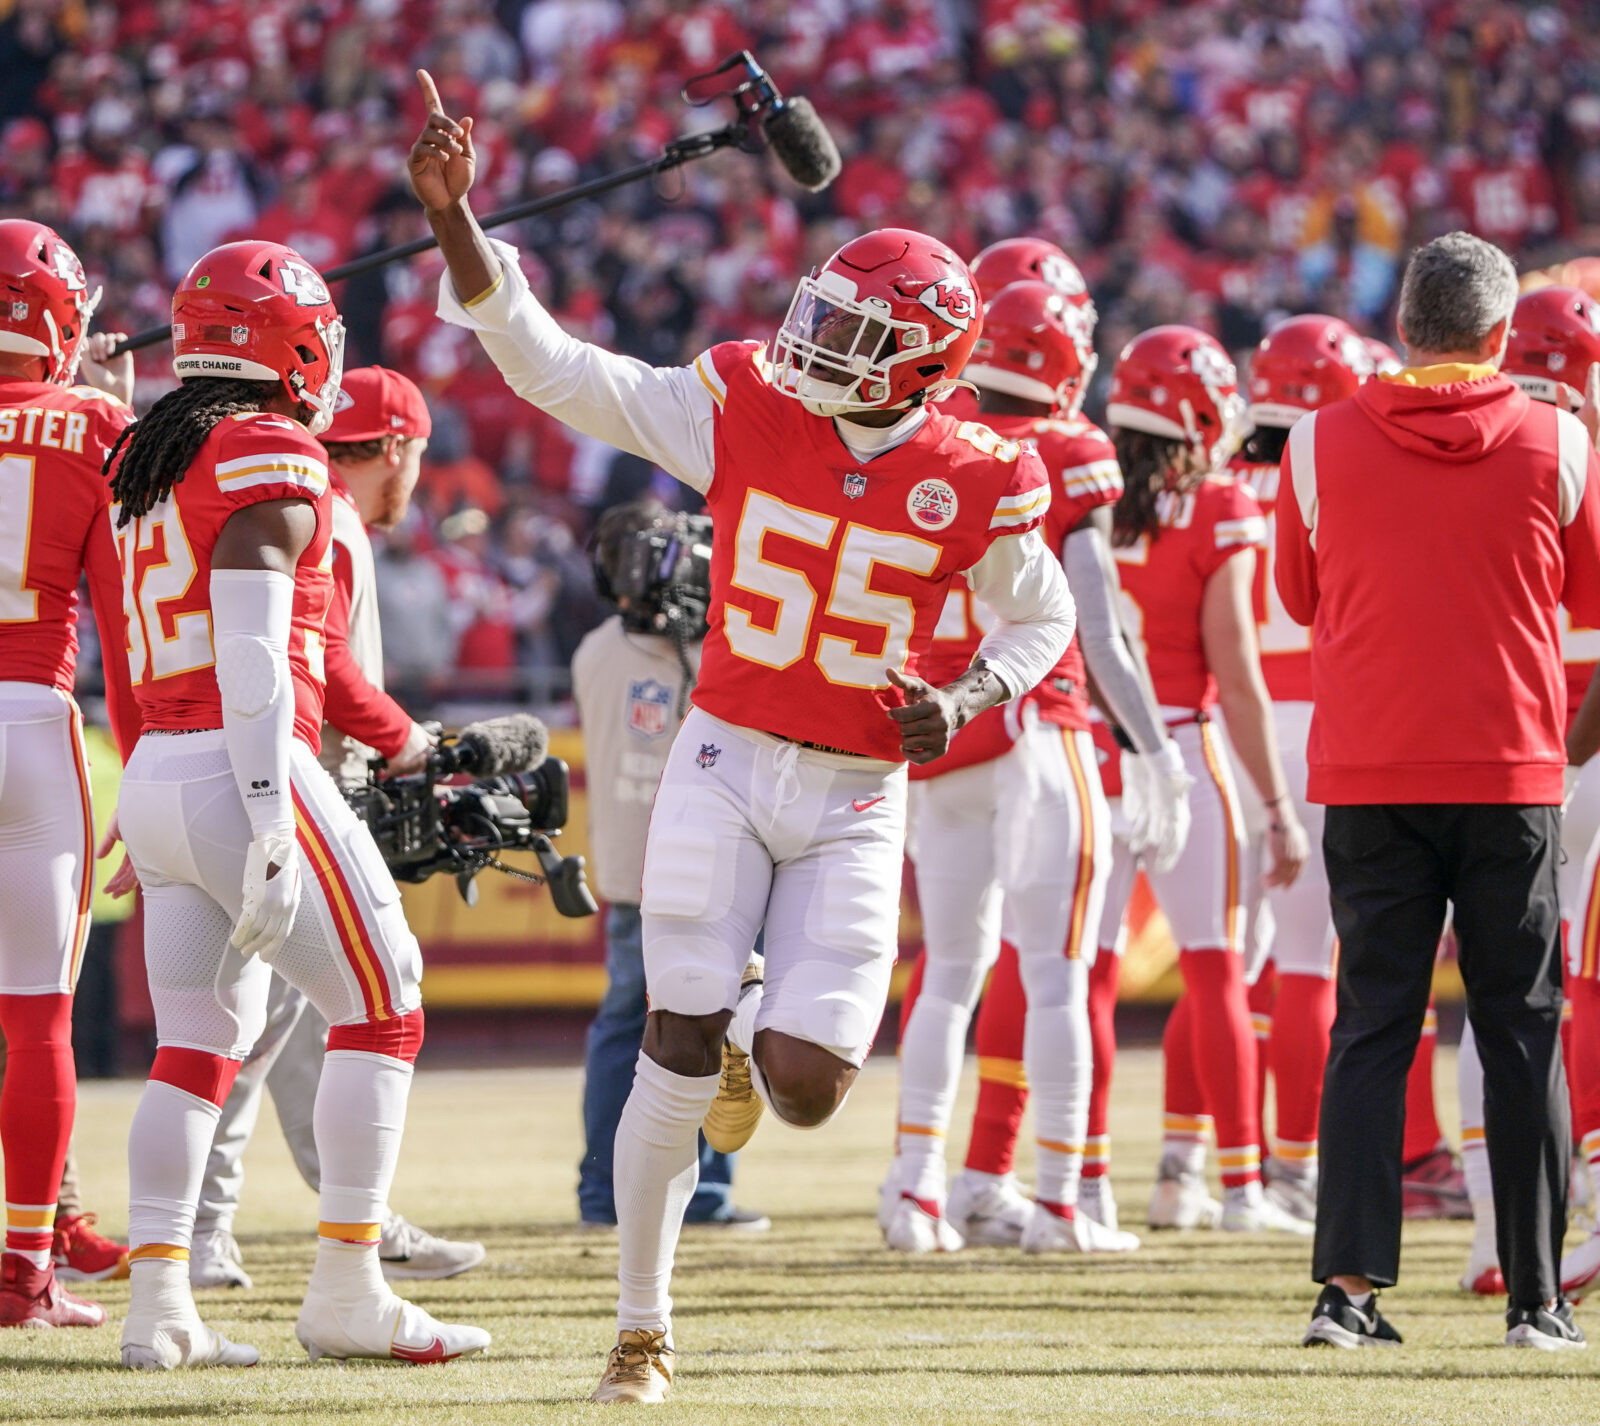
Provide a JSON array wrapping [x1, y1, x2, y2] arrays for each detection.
[[1097, 476, 1266, 957], [0, 380, 137, 995], [439, 243, 1074, 1068], [115, 412, 422, 1051]]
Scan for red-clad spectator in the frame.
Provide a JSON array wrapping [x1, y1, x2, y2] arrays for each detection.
[[1215, 34, 1313, 138], [1449, 117, 1559, 253], [832, 118, 910, 225], [431, 508, 519, 677], [52, 99, 162, 239], [652, 0, 749, 80], [240, 157, 360, 272]]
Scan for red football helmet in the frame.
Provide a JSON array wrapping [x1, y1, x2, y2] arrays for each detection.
[[1503, 285, 1600, 409], [1247, 314, 1373, 429], [172, 240, 345, 433], [1365, 337, 1403, 376], [1107, 325, 1246, 471], [0, 220, 99, 384], [965, 280, 1097, 416], [772, 228, 982, 417], [969, 236, 1092, 310]]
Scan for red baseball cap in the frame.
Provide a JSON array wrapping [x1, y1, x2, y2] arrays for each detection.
[[324, 366, 432, 443]]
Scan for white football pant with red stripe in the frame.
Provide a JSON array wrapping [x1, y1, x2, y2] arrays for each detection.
[[0, 683, 94, 1271], [118, 730, 421, 1261]]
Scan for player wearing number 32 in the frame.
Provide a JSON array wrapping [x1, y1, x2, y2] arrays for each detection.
[[409, 74, 1075, 1404], [105, 241, 488, 1370], [0, 220, 141, 1331]]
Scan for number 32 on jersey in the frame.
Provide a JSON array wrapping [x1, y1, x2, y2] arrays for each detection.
[[725, 490, 941, 687]]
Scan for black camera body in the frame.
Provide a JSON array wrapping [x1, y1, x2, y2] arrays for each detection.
[[344, 716, 598, 917], [597, 511, 713, 642]]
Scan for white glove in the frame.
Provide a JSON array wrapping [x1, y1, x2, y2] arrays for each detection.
[[387, 721, 438, 776], [231, 830, 300, 963], [1124, 739, 1194, 875]]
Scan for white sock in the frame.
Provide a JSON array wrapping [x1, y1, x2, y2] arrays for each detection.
[[1346, 1289, 1373, 1310], [128, 1256, 199, 1324], [314, 1049, 413, 1228], [894, 993, 970, 1203], [1022, 959, 1090, 1210], [614, 1052, 718, 1336], [1225, 1180, 1264, 1209], [128, 1080, 223, 1249], [307, 1236, 388, 1305]]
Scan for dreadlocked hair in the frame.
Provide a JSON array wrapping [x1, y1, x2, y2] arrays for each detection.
[[105, 378, 281, 525], [1110, 428, 1189, 547], [1239, 424, 1289, 466]]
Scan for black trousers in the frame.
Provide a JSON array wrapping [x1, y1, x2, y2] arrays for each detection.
[[1313, 803, 1568, 1304]]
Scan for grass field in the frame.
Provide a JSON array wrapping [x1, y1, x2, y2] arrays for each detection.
[[3, 1047, 1595, 1424]]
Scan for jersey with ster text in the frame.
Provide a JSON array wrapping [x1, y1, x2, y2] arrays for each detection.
[[692, 341, 1051, 762], [114, 410, 334, 749]]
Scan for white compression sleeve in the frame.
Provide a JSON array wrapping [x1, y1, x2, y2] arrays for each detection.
[[1064, 525, 1168, 755], [437, 238, 718, 495], [212, 568, 296, 840], [967, 529, 1076, 699]]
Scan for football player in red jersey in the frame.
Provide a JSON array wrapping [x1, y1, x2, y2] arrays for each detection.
[[1497, 287, 1600, 1300], [1233, 314, 1373, 1226], [411, 75, 1074, 1403], [1095, 325, 1311, 1235], [885, 272, 1187, 1254], [106, 241, 488, 1370], [0, 220, 140, 1329]]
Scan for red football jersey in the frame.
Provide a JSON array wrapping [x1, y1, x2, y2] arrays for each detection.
[[911, 412, 1121, 780], [114, 411, 335, 750], [1111, 473, 1266, 713], [0, 379, 141, 756], [692, 341, 1052, 762], [1233, 456, 1311, 703]]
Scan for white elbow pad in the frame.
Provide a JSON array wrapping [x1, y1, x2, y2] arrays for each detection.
[[211, 569, 296, 838]]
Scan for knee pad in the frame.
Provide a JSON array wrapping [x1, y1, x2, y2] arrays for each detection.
[[150, 1046, 243, 1107], [1016, 950, 1084, 1010], [759, 957, 892, 1067], [643, 932, 742, 1017], [327, 1007, 425, 1064]]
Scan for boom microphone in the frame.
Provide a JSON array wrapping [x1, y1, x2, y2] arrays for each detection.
[[453, 714, 549, 777], [762, 96, 842, 193]]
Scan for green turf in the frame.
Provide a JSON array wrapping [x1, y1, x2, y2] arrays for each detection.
[[2, 1049, 1594, 1423]]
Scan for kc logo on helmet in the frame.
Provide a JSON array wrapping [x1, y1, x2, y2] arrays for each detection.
[[918, 275, 977, 332], [278, 259, 331, 307], [907, 478, 958, 530]]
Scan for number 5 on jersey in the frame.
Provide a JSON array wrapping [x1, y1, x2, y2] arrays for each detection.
[[725, 491, 941, 688]]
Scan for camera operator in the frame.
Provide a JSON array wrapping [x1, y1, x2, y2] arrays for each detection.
[[188, 368, 485, 1289], [574, 501, 767, 1231]]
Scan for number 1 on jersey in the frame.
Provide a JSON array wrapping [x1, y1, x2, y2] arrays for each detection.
[[0, 454, 39, 622]]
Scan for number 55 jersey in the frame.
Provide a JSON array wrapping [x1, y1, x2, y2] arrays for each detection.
[[439, 242, 1076, 763]]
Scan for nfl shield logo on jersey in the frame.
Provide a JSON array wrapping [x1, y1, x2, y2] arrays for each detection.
[[697, 743, 721, 769], [907, 478, 958, 531], [627, 678, 672, 738], [843, 472, 867, 500]]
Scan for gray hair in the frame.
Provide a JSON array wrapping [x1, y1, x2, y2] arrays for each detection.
[[1396, 232, 1519, 355]]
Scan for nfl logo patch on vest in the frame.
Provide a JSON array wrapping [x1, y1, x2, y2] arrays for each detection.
[[627, 678, 673, 738]]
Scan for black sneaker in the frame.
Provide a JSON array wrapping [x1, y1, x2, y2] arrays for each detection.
[[1303, 1284, 1403, 1348], [1505, 1299, 1587, 1350]]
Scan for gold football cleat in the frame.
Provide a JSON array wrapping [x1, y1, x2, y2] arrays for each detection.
[[703, 955, 764, 1154], [592, 1328, 674, 1404]]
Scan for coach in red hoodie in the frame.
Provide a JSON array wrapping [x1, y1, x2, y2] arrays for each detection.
[[1279, 232, 1600, 1351]]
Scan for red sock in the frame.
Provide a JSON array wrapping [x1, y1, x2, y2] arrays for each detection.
[[1402, 998, 1443, 1164], [1270, 972, 1335, 1156], [898, 950, 925, 1041], [0, 994, 75, 1263], [1083, 949, 1121, 1179], [964, 940, 1028, 1177], [1180, 950, 1262, 1187], [1246, 964, 1276, 1154], [1569, 976, 1600, 1169]]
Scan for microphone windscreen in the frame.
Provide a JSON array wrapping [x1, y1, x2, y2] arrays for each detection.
[[456, 714, 549, 777], [763, 97, 842, 193]]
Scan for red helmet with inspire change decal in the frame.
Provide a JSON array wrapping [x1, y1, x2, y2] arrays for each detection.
[[965, 279, 1098, 417], [1503, 285, 1600, 409], [1107, 324, 1246, 471], [172, 240, 345, 433], [1247, 313, 1373, 429], [0, 219, 99, 384], [771, 227, 982, 417]]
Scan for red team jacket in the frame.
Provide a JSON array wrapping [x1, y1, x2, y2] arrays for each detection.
[[115, 411, 335, 750], [1276, 369, 1600, 806], [691, 342, 1051, 763], [913, 410, 1122, 780], [0, 379, 141, 758]]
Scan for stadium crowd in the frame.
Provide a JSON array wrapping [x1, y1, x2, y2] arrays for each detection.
[[3, 0, 1599, 697]]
